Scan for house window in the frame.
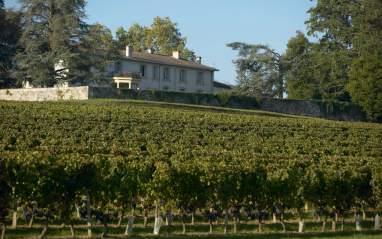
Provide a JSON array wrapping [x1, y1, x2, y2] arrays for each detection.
[[115, 62, 122, 72], [163, 86, 169, 90], [180, 88, 185, 92], [163, 68, 169, 80], [153, 66, 158, 79], [180, 70, 186, 82], [140, 65, 146, 77], [197, 72, 203, 84]]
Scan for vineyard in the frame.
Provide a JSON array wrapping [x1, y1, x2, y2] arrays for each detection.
[[0, 100, 381, 239]]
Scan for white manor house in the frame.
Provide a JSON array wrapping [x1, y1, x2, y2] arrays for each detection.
[[25, 46, 231, 94]]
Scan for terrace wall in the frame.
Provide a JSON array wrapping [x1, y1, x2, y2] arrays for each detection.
[[0, 86, 366, 122]]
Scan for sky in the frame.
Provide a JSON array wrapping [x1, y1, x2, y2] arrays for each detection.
[[4, 0, 319, 86]]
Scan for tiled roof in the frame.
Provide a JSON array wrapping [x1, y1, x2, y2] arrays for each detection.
[[118, 50, 218, 71], [213, 81, 232, 89]]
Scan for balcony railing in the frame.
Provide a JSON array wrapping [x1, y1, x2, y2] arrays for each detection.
[[108, 71, 142, 78]]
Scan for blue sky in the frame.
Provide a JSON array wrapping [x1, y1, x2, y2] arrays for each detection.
[[5, 0, 318, 86]]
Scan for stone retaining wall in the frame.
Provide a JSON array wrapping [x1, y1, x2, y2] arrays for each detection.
[[0, 86, 366, 122], [0, 87, 89, 101]]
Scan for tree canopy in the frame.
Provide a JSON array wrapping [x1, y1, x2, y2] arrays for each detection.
[[227, 42, 285, 98], [11, 0, 118, 87], [114, 16, 196, 61], [231, 0, 382, 122], [0, 0, 22, 88]]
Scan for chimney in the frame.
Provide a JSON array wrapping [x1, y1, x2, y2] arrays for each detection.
[[126, 45, 133, 57], [196, 56, 201, 64], [172, 50, 180, 59], [145, 48, 153, 54]]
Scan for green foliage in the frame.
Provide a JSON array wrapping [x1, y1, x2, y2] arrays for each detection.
[[11, 0, 119, 87], [0, 4, 22, 88], [114, 17, 196, 61], [86, 22, 114, 48], [0, 101, 381, 236], [347, 55, 382, 122], [284, 0, 382, 121], [218, 90, 231, 106], [227, 42, 285, 98]]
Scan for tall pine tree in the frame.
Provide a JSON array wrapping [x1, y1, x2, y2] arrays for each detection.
[[11, 0, 118, 87], [0, 0, 22, 88]]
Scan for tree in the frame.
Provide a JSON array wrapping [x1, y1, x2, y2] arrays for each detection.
[[284, 31, 321, 100], [347, 0, 382, 122], [87, 22, 114, 48], [0, 157, 12, 239], [0, 1, 22, 88], [301, 0, 357, 102], [227, 42, 285, 98], [114, 16, 196, 61], [11, 0, 118, 87]]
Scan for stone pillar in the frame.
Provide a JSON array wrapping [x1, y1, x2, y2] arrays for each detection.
[[128, 83, 131, 89], [117, 81, 120, 89]]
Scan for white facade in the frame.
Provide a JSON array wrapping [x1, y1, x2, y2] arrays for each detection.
[[23, 47, 220, 94], [105, 59, 215, 93]]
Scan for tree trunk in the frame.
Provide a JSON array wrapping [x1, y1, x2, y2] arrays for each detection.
[[298, 218, 305, 233], [375, 214, 380, 230], [209, 218, 213, 234], [12, 195, 17, 229], [280, 218, 286, 233], [29, 215, 34, 228], [305, 203, 308, 213], [181, 216, 186, 234], [356, 215, 361, 231], [125, 216, 134, 236], [341, 215, 345, 231], [332, 217, 336, 232], [117, 215, 123, 228], [76, 204, 80, 218], [61, 217, 65, 228], [166, 209, 171, 226], [132, 207, 135, 217], [1, 223, 5, 239], [233, 216, 237, 233], [86, 189, 92, 237], [224, 203, 228, 234], [143, 211, 147, 227], [258, 217, 262, 233], [273, 212, 276, 223], [191, 211, 195, 225], [322, 215, 327, 232], [363, 203, 366, 220], [69, 219, 75, 237], [216, 215, 219, 225], [154, 201, 158, 219], [102, 213, 108, 238], [38, 215, 49, 239]]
